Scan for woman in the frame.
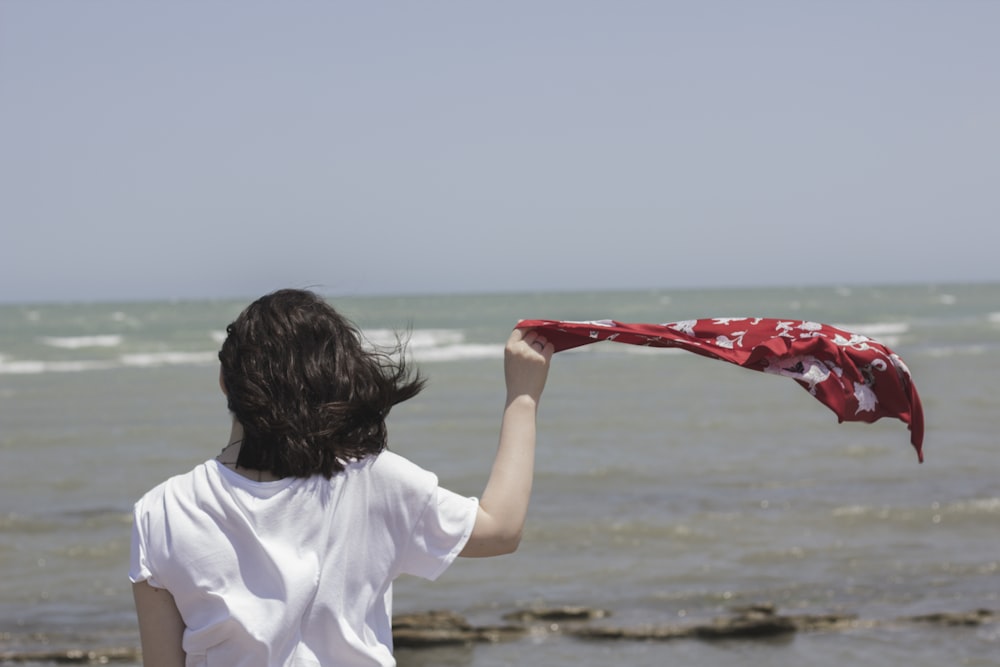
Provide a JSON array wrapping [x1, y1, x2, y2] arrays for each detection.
[[129, 289, 553, 666]]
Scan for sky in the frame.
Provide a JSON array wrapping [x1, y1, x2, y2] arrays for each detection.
[[1, 1, 998, 304]]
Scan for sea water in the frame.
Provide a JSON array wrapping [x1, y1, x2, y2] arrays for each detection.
[[1, 283, 998, 666]]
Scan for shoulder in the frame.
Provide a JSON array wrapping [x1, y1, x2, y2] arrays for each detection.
[[133, 461, 216, 517], [350, 451, 441, 511], [367, 450, 436, 483]]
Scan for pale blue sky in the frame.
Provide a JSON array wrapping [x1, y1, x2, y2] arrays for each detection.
[[2, 1, 998, 303]]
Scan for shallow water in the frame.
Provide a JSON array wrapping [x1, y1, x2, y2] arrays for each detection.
[[1, 283, 998, 665]]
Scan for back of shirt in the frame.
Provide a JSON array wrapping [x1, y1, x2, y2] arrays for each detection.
[[130, 451, 477, 667]]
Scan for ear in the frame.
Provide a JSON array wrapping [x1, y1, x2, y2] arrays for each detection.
[[219, 367, 228, 396]]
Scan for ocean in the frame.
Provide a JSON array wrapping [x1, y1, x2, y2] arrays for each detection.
[[1, 283, 998, 666]]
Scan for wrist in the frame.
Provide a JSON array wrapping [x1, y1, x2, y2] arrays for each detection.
[[504, 393, 539, 411]]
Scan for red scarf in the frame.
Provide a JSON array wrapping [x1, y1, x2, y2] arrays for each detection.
[[517, 318, 924, 462]]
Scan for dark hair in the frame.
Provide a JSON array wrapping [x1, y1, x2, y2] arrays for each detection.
[[218, 289, 425, 478]]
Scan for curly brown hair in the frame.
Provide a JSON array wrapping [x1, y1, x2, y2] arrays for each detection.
[[218, 289, 425, 478]]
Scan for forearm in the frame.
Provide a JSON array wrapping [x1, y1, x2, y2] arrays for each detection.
[[461, 395, 540, 557], [478, 395, 538, 539]]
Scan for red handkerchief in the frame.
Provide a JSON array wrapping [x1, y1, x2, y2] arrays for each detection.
[[517, 318, 924, 462]]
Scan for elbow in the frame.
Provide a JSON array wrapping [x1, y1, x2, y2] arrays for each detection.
[[496, 527, 524, 555], [462, 527, 523, 558], [463, 507, 527, 557]]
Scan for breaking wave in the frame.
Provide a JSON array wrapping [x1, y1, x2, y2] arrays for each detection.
[[38, 335, 124, 349], [0, 329, 508, 374]]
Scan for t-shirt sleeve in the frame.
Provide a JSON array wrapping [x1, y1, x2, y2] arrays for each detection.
[[128, 495, 165, 588], [399, 485, 479, 581], [129, 498, 152, 584]]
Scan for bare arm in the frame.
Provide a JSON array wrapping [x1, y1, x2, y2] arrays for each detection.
[[460, 328, 552, 557], [132, 580, 186, 667]]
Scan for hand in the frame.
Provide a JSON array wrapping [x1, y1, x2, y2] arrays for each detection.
[[504, 328, 553, 404]]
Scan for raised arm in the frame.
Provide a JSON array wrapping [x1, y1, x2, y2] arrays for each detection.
[[460, 328, 553, 557]]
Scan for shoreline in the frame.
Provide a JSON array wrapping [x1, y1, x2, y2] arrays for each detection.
[[2, 604, 996, 663]]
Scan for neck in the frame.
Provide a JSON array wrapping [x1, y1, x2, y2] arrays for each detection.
[[217, 420, 281, 482], [227, 419, 245, 448]]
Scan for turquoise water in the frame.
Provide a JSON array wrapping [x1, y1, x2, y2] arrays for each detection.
[[1, 283, 998, 665]]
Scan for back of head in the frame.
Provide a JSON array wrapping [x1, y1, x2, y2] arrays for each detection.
[[218, 289, 425, 478]]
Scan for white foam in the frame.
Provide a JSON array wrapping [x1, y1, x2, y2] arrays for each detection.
[[833, 322, 909, 337], [411, 344, 503, 363], [363, 328, 465, 350], [0, 359, 116, 375], [3, 326, 526, 373], [831, 505, 869, 517], [110, 311, 142, 327], [358, 328, 506, 363], [947, 497, 1000, 514], [39, 335, 123, 349], [832, 322, 908, 347], [120, 352, 218, 368], [923, 344, 990, 358], [0, 349, 218, 375], [938, 293, 957, 305]]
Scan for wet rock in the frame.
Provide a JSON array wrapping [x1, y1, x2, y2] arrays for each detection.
[[572, 605, 796, 642], [5, 604, 997, 659], [729, 602, 778, 615], [786, 612, 866, 632], [394, 610, 475, 632], [502, 606, 610, 623], [692, 609, 797, 639], [908, 609, 997, 626], [392, 610, 478, 647], [391, 610, 525, 647], [572, 624, 693, 641], [0, 647, 140, 663]]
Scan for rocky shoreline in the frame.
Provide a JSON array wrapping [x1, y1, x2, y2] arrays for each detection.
[[392, 604, 998, 647], [2, 605, 996, 663]]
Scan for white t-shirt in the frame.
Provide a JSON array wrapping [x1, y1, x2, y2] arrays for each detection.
[[129, 451, 478, 667]]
